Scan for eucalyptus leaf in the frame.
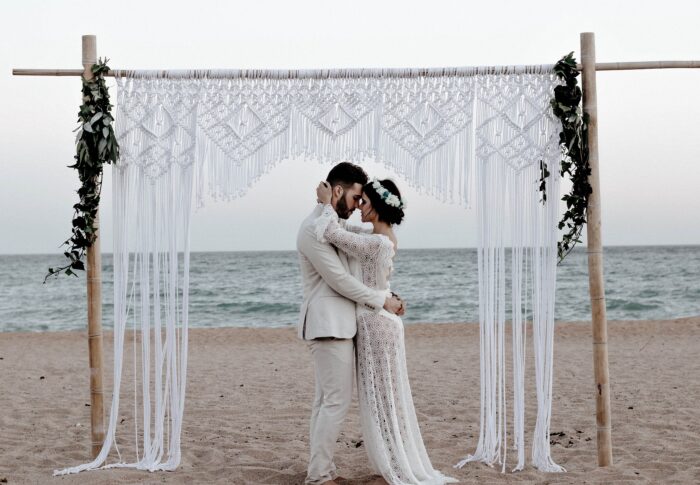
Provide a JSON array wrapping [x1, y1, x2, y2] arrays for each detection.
[[47, 59, 119, 282], [544, 53, 591, 265]]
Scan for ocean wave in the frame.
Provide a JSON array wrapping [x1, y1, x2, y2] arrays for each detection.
[[1, 246, 699, 332], [212, 301, 299, 314], [606, 299, 661, 312]]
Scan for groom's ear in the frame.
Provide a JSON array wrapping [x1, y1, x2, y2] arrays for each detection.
[[333, 184, 344, 200]]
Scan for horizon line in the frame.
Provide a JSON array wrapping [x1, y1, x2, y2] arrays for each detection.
[[1, 243, 699, 257]]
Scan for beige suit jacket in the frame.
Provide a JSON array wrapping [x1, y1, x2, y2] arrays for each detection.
[[296, 204, 386, 340]]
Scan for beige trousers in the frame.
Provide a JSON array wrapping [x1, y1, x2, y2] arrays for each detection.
[[305, 338, 354, 484]]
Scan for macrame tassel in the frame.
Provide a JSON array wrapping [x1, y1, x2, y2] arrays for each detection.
[[455, 141, 508, 472], [55, 90, 195, 475], [456, 71, 565, 473], [530, 150, 565, 473], [509, 170, 527, 472]]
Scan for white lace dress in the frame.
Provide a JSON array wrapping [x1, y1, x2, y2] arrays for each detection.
[[315, 204, 457, 485]]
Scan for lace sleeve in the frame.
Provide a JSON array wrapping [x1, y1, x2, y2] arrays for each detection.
[[314, 204, 383, 260], [345, 222, 373, 235]]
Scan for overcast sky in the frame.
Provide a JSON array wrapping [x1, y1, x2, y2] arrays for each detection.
[[1, 0, 698, 253]]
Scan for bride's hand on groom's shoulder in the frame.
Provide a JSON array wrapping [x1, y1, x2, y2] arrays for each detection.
[[316, 181, 332, 205]]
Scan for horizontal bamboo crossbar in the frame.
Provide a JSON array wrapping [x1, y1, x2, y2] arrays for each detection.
[[11, 60, 700, 78], [589, 60, 700, 70]]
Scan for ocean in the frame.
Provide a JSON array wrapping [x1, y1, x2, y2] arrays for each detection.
[[0, 246, 698, 333]]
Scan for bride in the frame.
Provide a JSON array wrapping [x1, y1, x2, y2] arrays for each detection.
[[315, 179, 457, 485]]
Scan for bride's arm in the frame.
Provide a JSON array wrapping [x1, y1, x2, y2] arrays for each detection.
[[314, 204, 383, 260], [345, 222, 373, 234], [314, 180, 384, 259]]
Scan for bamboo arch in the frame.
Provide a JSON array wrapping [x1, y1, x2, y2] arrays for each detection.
[[12, 32, 700, 469]]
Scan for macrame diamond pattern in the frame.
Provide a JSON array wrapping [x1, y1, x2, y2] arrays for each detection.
[[294, 79, 378, 136], [197, 79, 291, 162], [116, 78, 198, 178], [476, 74, 560, 172], [116, 73, 560, 183], [381, 77, 475, 160]]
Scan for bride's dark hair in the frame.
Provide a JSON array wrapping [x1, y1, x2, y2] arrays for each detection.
[[363, 179, 405, 225]]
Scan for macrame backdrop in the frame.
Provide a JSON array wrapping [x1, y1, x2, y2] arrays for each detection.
[[55, 65, 564, 476]]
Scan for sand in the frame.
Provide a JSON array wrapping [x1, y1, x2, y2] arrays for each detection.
[[1, 317, 699, 484]]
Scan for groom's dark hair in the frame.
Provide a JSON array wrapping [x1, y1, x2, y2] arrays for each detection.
[[326, 162, 368, 189]]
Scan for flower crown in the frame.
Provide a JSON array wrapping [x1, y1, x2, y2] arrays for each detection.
[[370, 178, 405, 209]]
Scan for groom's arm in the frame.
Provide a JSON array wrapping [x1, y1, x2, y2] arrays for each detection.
[[302, 227, 386, 312]]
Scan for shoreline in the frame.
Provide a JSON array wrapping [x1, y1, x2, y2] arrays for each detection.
[[2, 315, 700, 336]]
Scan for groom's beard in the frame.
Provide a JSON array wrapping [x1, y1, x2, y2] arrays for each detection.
[[335, 196, 353, 219]]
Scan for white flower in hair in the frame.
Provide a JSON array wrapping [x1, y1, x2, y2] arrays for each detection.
[[370, 178, 405, 209]]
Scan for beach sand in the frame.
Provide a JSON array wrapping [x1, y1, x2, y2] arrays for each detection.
[[1, 317, 699, 484]]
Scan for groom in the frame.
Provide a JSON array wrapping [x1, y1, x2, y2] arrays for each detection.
[[297, 162, 403, 485]]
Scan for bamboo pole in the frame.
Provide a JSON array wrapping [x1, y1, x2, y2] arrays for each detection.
[[11, 60, 700, 78], [585, 60, 700, 70], [581, 32, 613, 467], [82, 34, 105, 459]]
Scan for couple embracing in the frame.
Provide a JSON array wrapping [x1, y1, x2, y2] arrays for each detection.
[[297, 162, 457, 485]]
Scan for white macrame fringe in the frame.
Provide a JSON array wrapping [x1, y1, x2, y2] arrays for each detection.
[[57, 67, 564, 476], [454, 73, 565, 473], [55, 120, 194, 476]]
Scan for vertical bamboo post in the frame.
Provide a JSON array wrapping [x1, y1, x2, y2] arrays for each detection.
[[580, 32, 613, 467], [82, 34, 105, 459]]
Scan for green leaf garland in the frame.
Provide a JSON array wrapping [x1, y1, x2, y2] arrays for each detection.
[[46, 59, 119, 282], [542, 52, 592, 264]]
